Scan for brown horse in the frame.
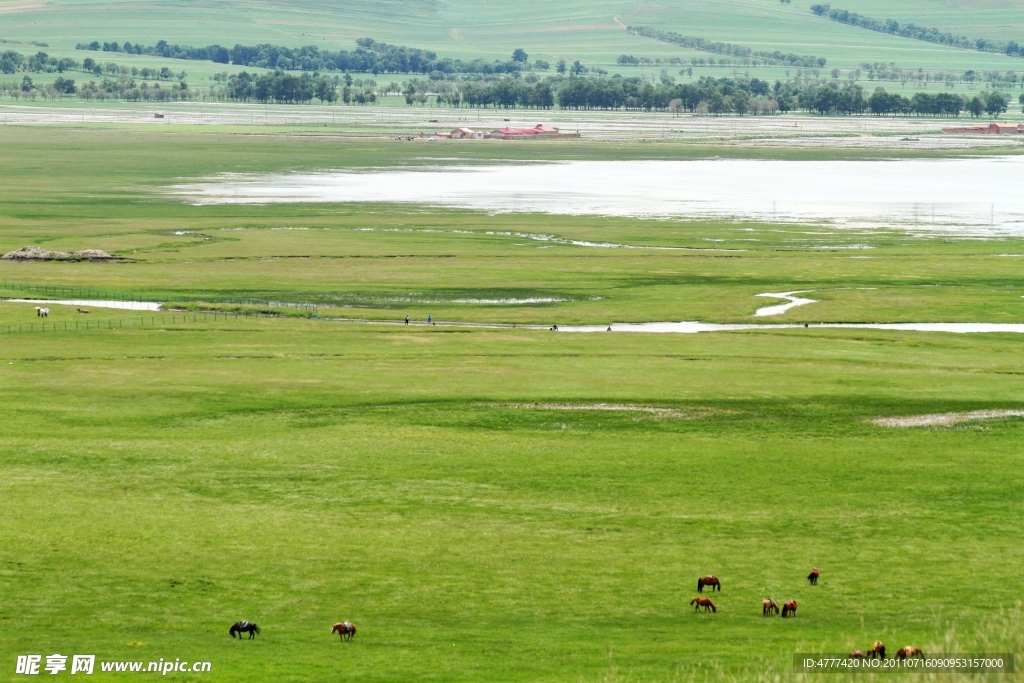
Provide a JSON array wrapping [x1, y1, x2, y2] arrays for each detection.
[[762, 598, 779, 616], [849, 650, 868, 659], [331, 622, 356, 641], [870, 641, 886, 659], [229, 621, 260, 639], [808, 567, 820, 585], [894, 646, 923, 660], [697, 575, 721, 593], [690, 597, 717, 613], [781, 600, 797, 618], [77, 308, 90, 314]]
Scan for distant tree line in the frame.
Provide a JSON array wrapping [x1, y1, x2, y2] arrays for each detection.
[[626, 26, 826, 68], [223, 71, 341, 103], [1, 50, 184, 81], [866, 89, 1008, 117], [0, 73, 192, 102], [1, 50, 80, 74], [810, 5, 1024, 57], [75, 38, 549, 75]]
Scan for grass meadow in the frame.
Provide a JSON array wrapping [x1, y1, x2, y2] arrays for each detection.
[[1, 125, 1024, 681]]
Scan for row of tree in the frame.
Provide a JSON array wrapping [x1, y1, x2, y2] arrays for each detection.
[[442, 77, 1011, 116], [3, 67, 1018, 115], [222, 71, 341, 103], [864, 89, 1009, 116], [0, 50, 185, 81], [626, 26, 826, 68], [76, 38, 549, 76], [811, 5, 1023, 57], [1, 50, 77, 74], [0, 74, 192, 101]]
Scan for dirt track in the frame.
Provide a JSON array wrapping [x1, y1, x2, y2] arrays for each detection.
[[2, 102, 1022, 150]]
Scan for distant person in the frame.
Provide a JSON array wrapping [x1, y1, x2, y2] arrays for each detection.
[[405, 315, 409, 325], [427, 315, 432, 324]]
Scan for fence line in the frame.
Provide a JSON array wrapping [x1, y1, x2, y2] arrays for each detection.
[[0, 311, 257, 335], [0, 281, 318, 313]]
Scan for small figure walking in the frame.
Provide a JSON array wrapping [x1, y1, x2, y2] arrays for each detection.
[[405, 315, 409, 325], [427, 315, 432, 324]]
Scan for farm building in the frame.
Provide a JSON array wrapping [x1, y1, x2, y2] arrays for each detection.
[[489, 124, 577, 139], [942, 123, 1024, 134], [450, 128, 488, 139]]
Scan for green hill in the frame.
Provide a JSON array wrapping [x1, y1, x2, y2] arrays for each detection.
[[2, 0, 1023, 73]]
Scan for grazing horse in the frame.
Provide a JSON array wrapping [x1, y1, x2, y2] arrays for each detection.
[[229, 621, 260, 639], [894, 646, 923, 660], [77, 308, 90, 314], [849, 650, 868, 659], [808, 567, 820, 585], [697, 575, 721, 593], [331, 622, 356, 641], [870, 641, 886, 659], [762, 598, 779, 616], [690, 597, 717, 613], [781, 600, 797, 618]]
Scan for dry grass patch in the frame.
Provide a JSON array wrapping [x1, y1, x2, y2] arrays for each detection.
[[871, 409, 1024, 428], [482, 402, 724, 419]]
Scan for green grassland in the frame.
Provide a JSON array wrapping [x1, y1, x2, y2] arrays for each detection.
[[3, 0, 1024, 77], [2, 126, 1024, 681]]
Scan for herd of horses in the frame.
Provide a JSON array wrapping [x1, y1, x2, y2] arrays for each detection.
[[849, 644, 924, 661], [692, 568, 923, 659], [691, 571, 811, 618], [228, 621, 356, 642], [229, 566, 922, 658]]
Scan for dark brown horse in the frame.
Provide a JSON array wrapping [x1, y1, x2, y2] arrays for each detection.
[[894, 646, 923, 660], [229, 621, 260, 639], [690, 597, 717, 613], [870, 641, 886, 659], [762, 598, 779, 616], [808, 567, 820, 585], [331, 622, 356, 641], [781, 600, 797, 618], [697, 575, 721, 593]]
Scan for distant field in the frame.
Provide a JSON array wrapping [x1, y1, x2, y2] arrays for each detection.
[[2, 0, 1024, 74]]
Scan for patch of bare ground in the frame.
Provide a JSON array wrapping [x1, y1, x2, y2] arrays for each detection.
[[1, 245, 117, 261], [871, 410, 1024, 428], [481, 402, 723, 419]]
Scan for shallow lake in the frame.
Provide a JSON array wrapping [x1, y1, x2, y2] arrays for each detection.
[[177, 157, 1024, 235]]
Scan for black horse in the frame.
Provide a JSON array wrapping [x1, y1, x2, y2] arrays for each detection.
[[230, 621, 260, 639]]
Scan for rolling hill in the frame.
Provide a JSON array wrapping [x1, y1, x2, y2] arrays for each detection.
[[1, 0, 1023, 73]]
